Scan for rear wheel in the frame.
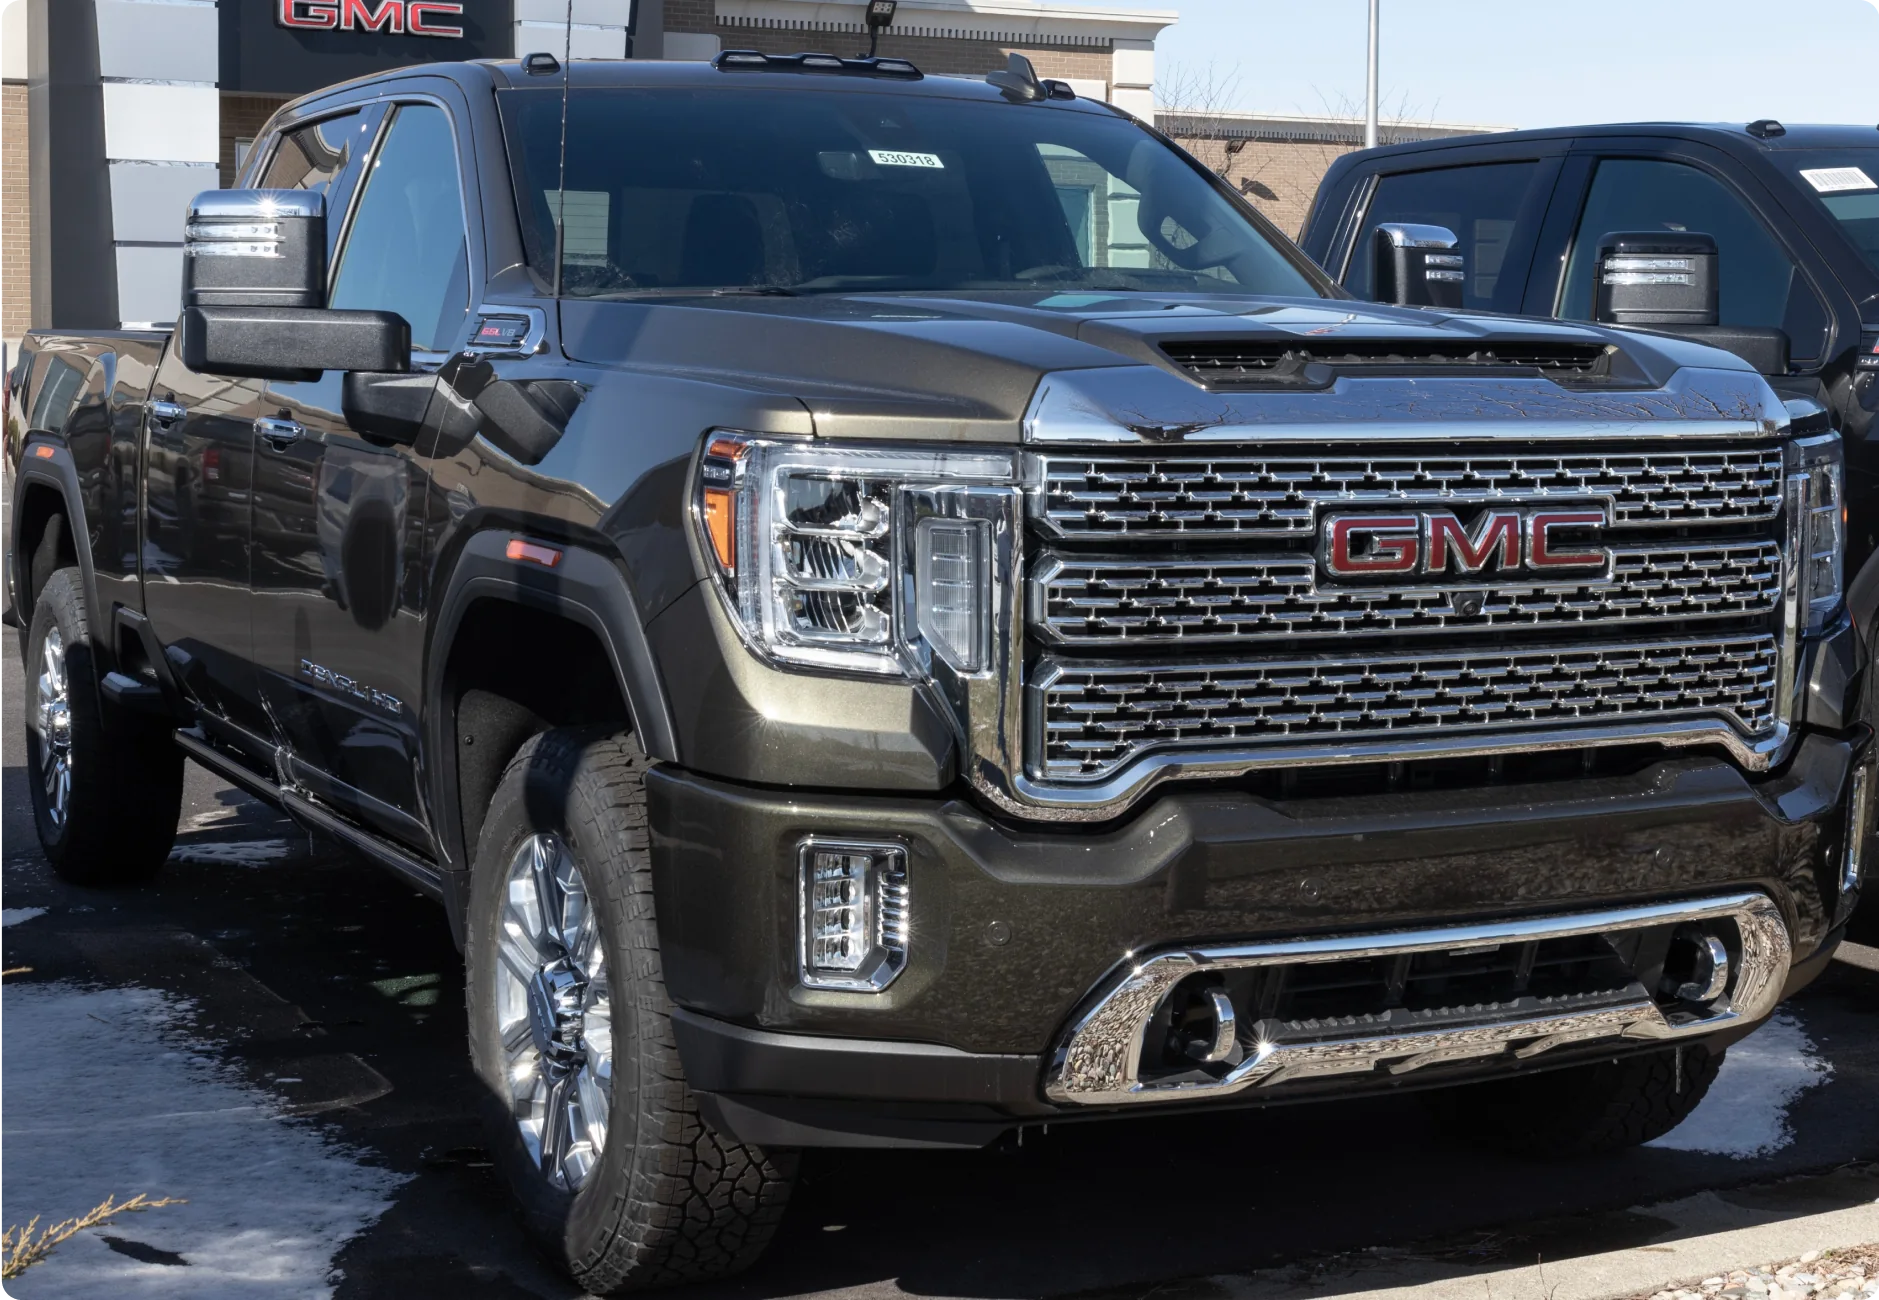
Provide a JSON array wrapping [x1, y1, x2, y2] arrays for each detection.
[[1427, 1044, 1723, 1157], [24, 567, 184, 885], [466, 728, 796, 1292]]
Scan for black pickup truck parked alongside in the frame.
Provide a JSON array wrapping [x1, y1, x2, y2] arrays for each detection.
[[1300, 123, 1879, 608], [6, 62, 1870, 1291]]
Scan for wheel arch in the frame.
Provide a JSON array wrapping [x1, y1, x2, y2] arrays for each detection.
[[11, 450, 102, 660], [426, 530, 678, 888]]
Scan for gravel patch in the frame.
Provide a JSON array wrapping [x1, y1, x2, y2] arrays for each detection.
[[1637, 1244, 1879, 1300]]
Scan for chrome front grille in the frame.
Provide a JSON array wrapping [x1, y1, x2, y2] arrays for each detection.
[[1034, 541, 1781, 646], [1037, 447, 1784, 538], [1038, 636, 1780, 779]]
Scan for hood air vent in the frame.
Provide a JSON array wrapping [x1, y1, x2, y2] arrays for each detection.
[[1161, 338, 1616, 389]]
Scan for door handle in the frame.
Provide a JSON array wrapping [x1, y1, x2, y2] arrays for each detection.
[[255, 416, 306, 448], [148, 399, 186, 426]]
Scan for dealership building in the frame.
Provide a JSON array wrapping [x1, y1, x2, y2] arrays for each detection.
[[0, 0, 1178, 335]]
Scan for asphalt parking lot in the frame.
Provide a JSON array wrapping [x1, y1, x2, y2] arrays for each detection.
[[5, 617, 1879, 1299]]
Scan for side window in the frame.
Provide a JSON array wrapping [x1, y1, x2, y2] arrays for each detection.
[[259, 111, 362, 201], [328, 104, 470, 354], [1559, 158, 1821, 349], [1345, 161, 1553, 313]]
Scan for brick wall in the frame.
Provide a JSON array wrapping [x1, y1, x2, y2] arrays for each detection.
[[667, 0, 715, 33], [1172, 134, 1362, 240], [3, 81, 28, 338], [711, 22, 1111, 83], [220, 94, 292, 189]]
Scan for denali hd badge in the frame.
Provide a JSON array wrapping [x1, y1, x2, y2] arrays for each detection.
[[1319, 507, 1609, 581]]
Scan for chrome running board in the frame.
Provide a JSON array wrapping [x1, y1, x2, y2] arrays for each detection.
[[1044, 893, 1790, 1107]]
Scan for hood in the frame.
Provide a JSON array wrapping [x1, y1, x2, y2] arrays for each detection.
[[558, 291, 1781, 444]]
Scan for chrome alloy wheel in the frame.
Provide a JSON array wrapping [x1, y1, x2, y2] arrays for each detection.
[[33, 625, 72, 828], [496, 832, 613, 1192]]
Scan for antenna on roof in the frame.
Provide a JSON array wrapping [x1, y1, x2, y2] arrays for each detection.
[[987, 53, 1046, 102], [552, 0, 572, 298]]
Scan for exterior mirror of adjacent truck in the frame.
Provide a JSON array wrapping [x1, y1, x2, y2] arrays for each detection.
[[1375, 223, 1465, 308], [1595, 230, 1790, 375], [178, 189, 410, 381]]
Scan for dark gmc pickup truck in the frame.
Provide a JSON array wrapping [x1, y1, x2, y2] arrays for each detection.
[[5, 55, 1871, 1292]]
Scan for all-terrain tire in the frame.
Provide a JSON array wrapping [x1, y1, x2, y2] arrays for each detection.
[[1427, 1044, 1724, 1157], [24, 567, 184, 885], [465, 727, 796, 1293]]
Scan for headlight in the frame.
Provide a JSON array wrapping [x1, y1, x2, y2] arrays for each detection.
[[1790, 434, 1844, 634], [695, 433, 1015, 677]]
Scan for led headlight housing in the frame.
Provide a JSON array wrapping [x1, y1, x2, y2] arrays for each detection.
[[798, 837, 909, 990], [1789, 433, 1845, 634], [694, 433, 1015, 678]]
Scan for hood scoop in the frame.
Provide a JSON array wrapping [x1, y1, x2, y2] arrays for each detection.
[[1161, 337, 1619, 390]]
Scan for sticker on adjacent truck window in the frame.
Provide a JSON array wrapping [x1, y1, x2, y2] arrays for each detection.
[[1801, 167, 1878, 194], [869, 150, 944, 169]]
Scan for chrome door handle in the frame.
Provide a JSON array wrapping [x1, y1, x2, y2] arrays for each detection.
[[255, 416, 305, 448], [148, 400, 186, 426]]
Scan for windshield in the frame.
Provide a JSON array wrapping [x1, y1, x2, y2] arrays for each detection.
[[497, 85, 1324, 299], [1776, 148, 1879, 277]]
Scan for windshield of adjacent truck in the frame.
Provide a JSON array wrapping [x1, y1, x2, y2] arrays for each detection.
[[1777, 150, 1879, 277], [497, 85, 1324, 298]]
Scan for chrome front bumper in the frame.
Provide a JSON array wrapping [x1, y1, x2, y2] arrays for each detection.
[[1045, 892, 1791, 1107]]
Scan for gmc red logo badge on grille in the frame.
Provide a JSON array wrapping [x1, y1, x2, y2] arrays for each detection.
[[1320, 508, 1609, 580], [277, 0, 465, 37]]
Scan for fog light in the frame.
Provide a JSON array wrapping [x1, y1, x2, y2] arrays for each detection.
[[798, 838, 909, 991], [1845, 760, 1875, 894]]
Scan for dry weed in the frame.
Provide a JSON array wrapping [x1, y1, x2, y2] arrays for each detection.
[[2, 1193, 185, 1278]]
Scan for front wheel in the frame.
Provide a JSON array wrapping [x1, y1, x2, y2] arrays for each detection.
[[1426, 1043, 1723, 1157], [465, 728, 795, 1293], [25, 567, 183, 885]]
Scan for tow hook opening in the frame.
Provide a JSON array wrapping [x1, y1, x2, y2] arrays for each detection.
[[1658, 922, 1734, 1011], [1153, 976, 1244, 1074]]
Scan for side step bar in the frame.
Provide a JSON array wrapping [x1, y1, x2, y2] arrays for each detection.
[[173, 729, 444, 901], [1046, 893, 1791, 1107]]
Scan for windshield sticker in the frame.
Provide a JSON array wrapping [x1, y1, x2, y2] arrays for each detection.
[[869, 150, 944, 169], [1801, 166, 1877, 194]]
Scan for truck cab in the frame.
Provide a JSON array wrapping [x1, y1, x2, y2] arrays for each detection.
[[1300, 121, 1879, 576]]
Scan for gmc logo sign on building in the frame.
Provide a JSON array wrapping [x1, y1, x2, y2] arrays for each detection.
[[277, 0, 467, 36]]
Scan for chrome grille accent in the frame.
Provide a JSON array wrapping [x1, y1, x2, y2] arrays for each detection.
[[1037, 447, 1784, 538], [1034, 541, 1781, 645], [1038, 636, 1779, 779]]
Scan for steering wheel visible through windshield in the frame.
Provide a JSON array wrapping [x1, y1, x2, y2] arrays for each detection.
[[498, 82, 1326, 299]]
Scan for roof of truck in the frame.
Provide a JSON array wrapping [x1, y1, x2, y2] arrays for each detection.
[[1344, 120, 1879, 162]]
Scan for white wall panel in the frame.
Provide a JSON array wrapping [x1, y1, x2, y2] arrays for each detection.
[[515, 0, 633, 24], [102, 84, 219, 163], [1, 1, 25, 82], [115, 245, 184, 327], [109, 164, 215, 244], [514, 20, 628, 58], [96, 1, 218, 83]]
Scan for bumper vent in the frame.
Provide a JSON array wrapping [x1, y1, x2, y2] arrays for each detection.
[[1161, 337, 1614, 388]]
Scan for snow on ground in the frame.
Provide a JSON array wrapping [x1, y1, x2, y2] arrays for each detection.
[[1647, 1011, 1832, 1159], [168, 840, 294, 868], [3, 907, 47, 927], [3, 981, 406, 1298]]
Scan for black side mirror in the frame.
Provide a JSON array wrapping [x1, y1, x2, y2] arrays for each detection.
[[1375, 224, 1465, 308], [180, 188, 410, 382], [1595, 231, 1718, 326], [1594, 229, 1790, 374]]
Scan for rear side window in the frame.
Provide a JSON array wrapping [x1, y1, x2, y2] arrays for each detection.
[[1558, 158, 1824, 355], [1344, 161, 1554, 312]]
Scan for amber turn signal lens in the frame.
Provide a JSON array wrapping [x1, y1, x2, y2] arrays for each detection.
[[505, 538, 562, 568], [703, 488, 736, 572]]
